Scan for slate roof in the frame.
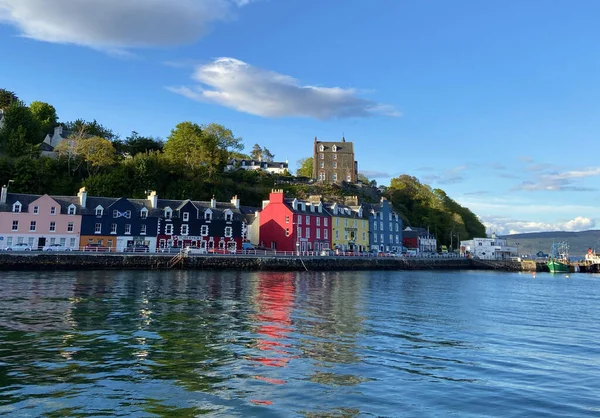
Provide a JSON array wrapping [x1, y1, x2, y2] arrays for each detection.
[[230, 159, 288, 169], [0, 193, 83, 214], [39, 142, 55, 152], [315, 140, 354, 154], [323, 202, 366, 219]]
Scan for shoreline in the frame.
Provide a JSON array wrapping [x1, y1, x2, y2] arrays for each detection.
[[3, 253, 596, 272]]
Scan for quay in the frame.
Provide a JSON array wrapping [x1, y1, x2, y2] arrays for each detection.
[[1, 253, 599, 272]]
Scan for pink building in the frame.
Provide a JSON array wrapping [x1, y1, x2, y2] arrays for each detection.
[[0, 185, 83, 250]]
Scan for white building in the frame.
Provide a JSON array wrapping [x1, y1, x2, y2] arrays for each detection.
[[460, 233, 518, 260], [226, 159, 289, 175]]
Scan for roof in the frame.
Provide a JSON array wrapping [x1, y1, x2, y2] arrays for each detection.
[[315, 141, 354, 154], [323, 201, 365, 219], [39, 142, 55, 151], [0, 193, 83, 214], [230, 159, 288, 169]]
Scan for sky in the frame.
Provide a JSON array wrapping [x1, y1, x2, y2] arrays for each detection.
[[1, 0, 599, 235]]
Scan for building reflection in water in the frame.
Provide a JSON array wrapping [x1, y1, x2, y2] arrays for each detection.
[[250, 272, 296, 382]]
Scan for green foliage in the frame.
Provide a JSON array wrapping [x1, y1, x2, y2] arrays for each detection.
[[114, 131, 163, 156], [62, 119, 117, 140], [202, 123, 243, 154], [29, 101, 58, 135], [296, 157, 313, 177], [249, 143, 274, 162], [387, 175, 486, 247], [0, 89, 19, 109], [0, 102, 42, 155]]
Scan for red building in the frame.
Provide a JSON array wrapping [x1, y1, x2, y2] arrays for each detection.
[[259, 190, 331, 252]]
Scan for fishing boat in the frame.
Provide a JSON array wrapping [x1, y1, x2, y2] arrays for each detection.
[[547, 241, 570, 273], [584, 248, 600, 265]]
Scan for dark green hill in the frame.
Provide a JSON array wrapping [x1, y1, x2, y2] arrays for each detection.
[[503, 230, 600, 257]]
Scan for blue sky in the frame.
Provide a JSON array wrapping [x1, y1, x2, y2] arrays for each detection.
[[1, 0, 599, 235]]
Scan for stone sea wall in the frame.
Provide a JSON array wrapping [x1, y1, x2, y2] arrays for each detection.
[[0, 253, 471, 271]]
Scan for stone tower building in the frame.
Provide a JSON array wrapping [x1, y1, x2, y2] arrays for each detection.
[[312, 137, 358, 183]]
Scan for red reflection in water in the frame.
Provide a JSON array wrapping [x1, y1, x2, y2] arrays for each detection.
[[251, 273, 296, 372]]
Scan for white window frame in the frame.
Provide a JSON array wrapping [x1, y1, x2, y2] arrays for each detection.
[[125, 210, 131, 219], [181, 224, 189, 235], [165, 208, 173, 220], [11, 220, 18, 231], [201, 225, 209, 236], [333, 173, 337, 181], [183, 212, 189, 222], [165, 224, 173, 235], [113, 209, 119, 218], [50, 206, 56, 215], [316, 217, 320, 226], [49, 221, 56, 232], [204, 209, 213, 221], [67, 222, 74, 232], [68, 205, 76, 215], [95, 206, 104, 216], [140, 208, 148, 219], [111, 223, 117, 234], [125, 224, 132, 235], [12, 202, 21, 213], [224, 210, 233, 222], [30, 221, 36, 232], [95, 223, 102, 234], [140, 224, 147, 235], [33, 206, 39, 214], [224, 226, 233, 238]]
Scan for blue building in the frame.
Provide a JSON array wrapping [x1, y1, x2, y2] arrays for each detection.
[[365, 197, 403, 253]]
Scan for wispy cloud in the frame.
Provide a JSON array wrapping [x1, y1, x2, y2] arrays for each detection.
[[0, 0, 247, 53], [463, 191, 490, 196], [167, 58, 399, 119], [481, 215, 596, 235], [361, 170, 392, 179], [421, 165, 467, 185], [513, 166, 600, 192]]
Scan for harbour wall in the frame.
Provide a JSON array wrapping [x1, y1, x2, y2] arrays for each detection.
[[0, 254, 598, 272]]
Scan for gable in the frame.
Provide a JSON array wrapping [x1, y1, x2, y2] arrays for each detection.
[[29, 194, 61, 211], [106, 197, 135, 211]]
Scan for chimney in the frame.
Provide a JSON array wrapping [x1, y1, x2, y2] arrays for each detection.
[[268, 189, 285, 204], [77, 187, 87, 208], [210, 195, 217, 209], [231, 195, 240, 209], [147, 190, 158, 208], [1, 184, 7, 204]]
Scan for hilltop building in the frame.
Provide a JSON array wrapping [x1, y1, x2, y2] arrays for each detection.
[[460, 233, 517, 260], [312, 137, 358, 183]]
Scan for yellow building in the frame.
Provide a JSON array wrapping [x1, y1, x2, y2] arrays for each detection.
[[326, 200, 369, 252]]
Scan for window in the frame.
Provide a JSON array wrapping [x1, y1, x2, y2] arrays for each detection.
[[354, 219, 357, 227], [380, 212, 384, 220], [389, 223, 393, 231], [183, 212, 189, 222], [140, 209, 148, 219], [285, 215, 290, 224], [332, 145, 337, 152], [95, 223, 102, 234], [165, 224, 173, 235], [28, 237, 34, 247], [219, 240, 225, 249], [125, 210, 131, 219], [324, 229, 328, 240], [225, 227, 233, 237], [319, 172, 325, 181], [140, 224, 146, 235], [374, 234, 378, 243], [113, 210, 119, 218], [30, 221, 36, 232], [70, 238, 76, 248], [390, 234, 393, 243], [33, 206, 39, 214], [225, 211, 233, 222], [17, 237, 23, 244], [363, 232, 366, 241], [12, 202, 21, 213], [165, 208, 173, 220], [67, 222, 74, 232], [380, 221, 384, 230], [298, 216, 302, 225], [95, 206, 103, 216], [50, 206, 56, 215], [125, 224, 132, 234], [389, 213, 392, 221], [333, 162, 337, 169], [201, 225, 209, 236], [374, 222, 378, 231], [333, 173, 338, 181], [396, 236, 400, 244], [60, 238, 66, 246], [285, 228, 290, 237], [344, 231, 348, 240], [320, 153, 324, 159], [297, 227, 302, 238], [316, 217, 320, 226], [111, 223, 117, 234], [346, 174, 351, 182], [324, 218, 328, 227], [319, 145, 324, 152], [49, 221, 56, 232], [335, 217, 339, 226], [306, 216, 310, 225], [344, 219, 348, 227], [316, 229, 320, 239], [320, 161, 324, 168], [204, 210, 212, 221], [336, 230, 340, 240], [306, 228, 310, 239], [68, 205, 76, 215], [380, 233, 384, 242], [181, 225, 189, 235]]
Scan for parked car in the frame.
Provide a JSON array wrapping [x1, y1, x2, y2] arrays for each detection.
[[84, 243, 110, 252], [320, 248, 335, 256], [5, 243, 32, 251], [43, 243, 72, 251], [242, 242, 255, 251], [124, 245, 149, 253], [184, 246, 207, 255]]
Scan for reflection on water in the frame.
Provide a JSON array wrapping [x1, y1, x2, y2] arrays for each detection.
[[0, 270, 599, 417]]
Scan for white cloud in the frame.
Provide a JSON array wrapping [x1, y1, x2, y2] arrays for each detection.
[[167, 58, 399, 119], [481, 215, 596, 235], [0, 0, 246, 52]]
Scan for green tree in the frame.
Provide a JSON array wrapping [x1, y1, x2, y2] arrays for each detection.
[[261, 147, 275, 162], [62, 119, 117, 140], [358, 173, 369, 184], [163, 122, 206, 170], [116, 131, 163, 156], [29, 101, 58, 135], [77, 136, 117, 176], [250, 144, 262, 160], [0, 101, 42, 154], [296, 157, 313, 177], [202, 123, 243, 154], [0, 89, 19, 109]]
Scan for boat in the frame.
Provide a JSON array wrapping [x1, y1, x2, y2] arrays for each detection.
[[584, 248, 600, 265], [547, 241, 570, 273]]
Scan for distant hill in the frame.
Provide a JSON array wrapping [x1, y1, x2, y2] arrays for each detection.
[[502, 230, 600, 256]]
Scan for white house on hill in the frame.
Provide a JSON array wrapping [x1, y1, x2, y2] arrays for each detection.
[[460, 233, 518, 260]]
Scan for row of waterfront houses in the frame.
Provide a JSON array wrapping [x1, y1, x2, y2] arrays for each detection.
[[0, 186, 405, 253]]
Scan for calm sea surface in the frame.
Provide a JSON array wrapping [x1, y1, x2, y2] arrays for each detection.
[[0, 270, 599, 417]]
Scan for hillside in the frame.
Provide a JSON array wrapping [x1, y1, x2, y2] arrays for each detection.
[[502, 230, 600, 257]]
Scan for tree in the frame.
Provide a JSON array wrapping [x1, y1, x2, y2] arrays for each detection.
[[0, 89, 19, 109], [250, 144, 262, 160], [62, 119, 117, 141], [296, 157, 313, 177], [29, 101, 58, 135], [262, 147, 275, 162], [116, 131, 163, 156], [76, 136, 117, 176], [0, 101, 42, 154], [358, 173, 369, 184], [202, 123, 243, 154]]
